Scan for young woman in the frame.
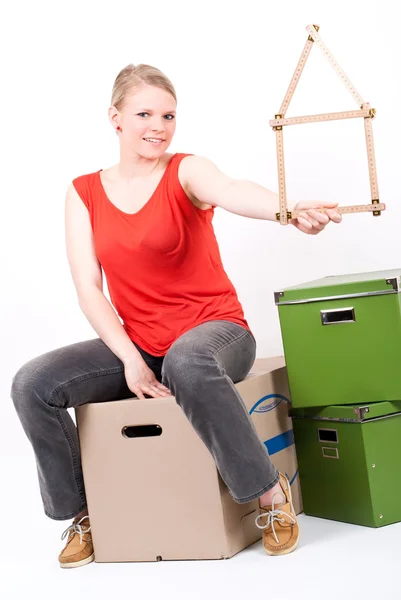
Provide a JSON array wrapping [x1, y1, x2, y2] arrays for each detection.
[[11, 64, 341, 568]]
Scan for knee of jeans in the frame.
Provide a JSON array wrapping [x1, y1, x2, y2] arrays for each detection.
[[161, 351, 182, 389], [161, 344, 210, 392], [10, 359, 49, 412]]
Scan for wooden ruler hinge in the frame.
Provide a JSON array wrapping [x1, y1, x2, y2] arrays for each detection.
[[307, 24, 320, 41]]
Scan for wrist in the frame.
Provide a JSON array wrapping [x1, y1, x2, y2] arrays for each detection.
[[120, 348, 142, 367]]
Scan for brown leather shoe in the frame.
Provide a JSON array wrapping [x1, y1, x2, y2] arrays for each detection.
[[58, 515, 95, 568], [255, 473, 299, 556]]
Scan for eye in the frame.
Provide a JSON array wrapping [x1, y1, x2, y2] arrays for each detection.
[[137, 113, 175, 120]]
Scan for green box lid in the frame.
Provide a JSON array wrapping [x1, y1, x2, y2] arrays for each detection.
[[275, 269, 401, 304], [291, 400, 401, 423]]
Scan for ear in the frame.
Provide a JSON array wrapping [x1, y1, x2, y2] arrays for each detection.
[[108, 106, 121, 132]]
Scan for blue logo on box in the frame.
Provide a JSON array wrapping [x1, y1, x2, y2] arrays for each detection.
[[249, 394, 298, 486], [249, 394, 290, 415], [286, 470, 299, 486], [263, 429, 295, 455]]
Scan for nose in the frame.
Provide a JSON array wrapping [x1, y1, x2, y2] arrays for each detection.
[[150, 116, 166, 132]]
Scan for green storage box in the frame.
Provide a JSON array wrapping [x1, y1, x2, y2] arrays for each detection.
[[292, 401, 401, 527], [275, 269, 401, 408]]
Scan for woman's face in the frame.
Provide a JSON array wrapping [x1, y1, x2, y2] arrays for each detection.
[[114, 84, 177, 156]]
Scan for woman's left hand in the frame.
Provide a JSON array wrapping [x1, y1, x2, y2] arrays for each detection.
[[290, 201, 342, 235]]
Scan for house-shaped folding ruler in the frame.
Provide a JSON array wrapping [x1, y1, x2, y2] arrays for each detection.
[[270, 24, 386, 225]]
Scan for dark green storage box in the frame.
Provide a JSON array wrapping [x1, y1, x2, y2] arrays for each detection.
[[292, 401, 401, 527], [275, 269, 401, 408]]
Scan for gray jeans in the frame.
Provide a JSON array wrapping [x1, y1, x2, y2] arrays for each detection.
[[10, 319, 279, 520]]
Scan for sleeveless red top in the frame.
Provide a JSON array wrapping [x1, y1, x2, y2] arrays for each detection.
[[72, 152, 250, 356]]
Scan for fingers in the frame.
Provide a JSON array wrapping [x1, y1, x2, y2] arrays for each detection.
[[150, 384, 172, 397], [132, 384, 155, 400], [297, 214, 324, 232], [153, 381, 172, 396], [296, 221, 319, 235], [304, 207, 342, 224], [296, 201, 339, 210], [133, 382, 172, 400], [325, 208, 342, 223], [307, 209, 330, 225], [157, 383, 172, 393], [296, 216, 313, 230], [134, 388, 146, 400], [296, 206, 342, 233]]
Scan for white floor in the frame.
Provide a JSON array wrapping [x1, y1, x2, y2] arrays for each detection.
[[1, 454, 399, 600]]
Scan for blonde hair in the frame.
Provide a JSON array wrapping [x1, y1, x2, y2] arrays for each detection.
[[111, 63, 177, 111]]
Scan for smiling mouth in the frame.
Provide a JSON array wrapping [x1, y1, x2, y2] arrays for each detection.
[[143, 138, 165, 143]]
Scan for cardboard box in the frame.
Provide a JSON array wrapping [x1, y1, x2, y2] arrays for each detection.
[[75, 357, 302, 562]]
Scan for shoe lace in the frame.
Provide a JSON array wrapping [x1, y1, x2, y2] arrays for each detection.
[[61, 515, 91, 545], [255, 491, 297, 545]]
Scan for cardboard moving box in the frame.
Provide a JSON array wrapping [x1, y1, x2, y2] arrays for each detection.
[[76, 357, 302, 562]]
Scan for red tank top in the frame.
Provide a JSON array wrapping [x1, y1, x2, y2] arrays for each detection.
[[72, 152, 250, 356]]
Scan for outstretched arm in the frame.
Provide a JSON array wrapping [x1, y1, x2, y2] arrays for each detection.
[[182, 155, 342, 235]]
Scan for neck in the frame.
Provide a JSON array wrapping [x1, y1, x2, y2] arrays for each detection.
[[117, 146, 163, 180]]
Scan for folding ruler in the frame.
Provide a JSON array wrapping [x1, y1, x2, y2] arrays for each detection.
[[270, 24, 386, 225]]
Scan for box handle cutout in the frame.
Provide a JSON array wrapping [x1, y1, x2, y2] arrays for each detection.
[[318, 428, 338, 443], [321, 307, 355, 325], [122, 424, 162, 438], [322, 447, 339, 459]]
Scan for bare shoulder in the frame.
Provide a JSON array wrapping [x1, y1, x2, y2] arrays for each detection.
[[178, 155, 215, 210], [65, 181, 81, 203]]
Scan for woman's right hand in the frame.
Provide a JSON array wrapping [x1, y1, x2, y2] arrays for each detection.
[[123, 358, 172, 400]]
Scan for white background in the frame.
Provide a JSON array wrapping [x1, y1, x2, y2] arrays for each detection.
[[1, 0, 400, 597]]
